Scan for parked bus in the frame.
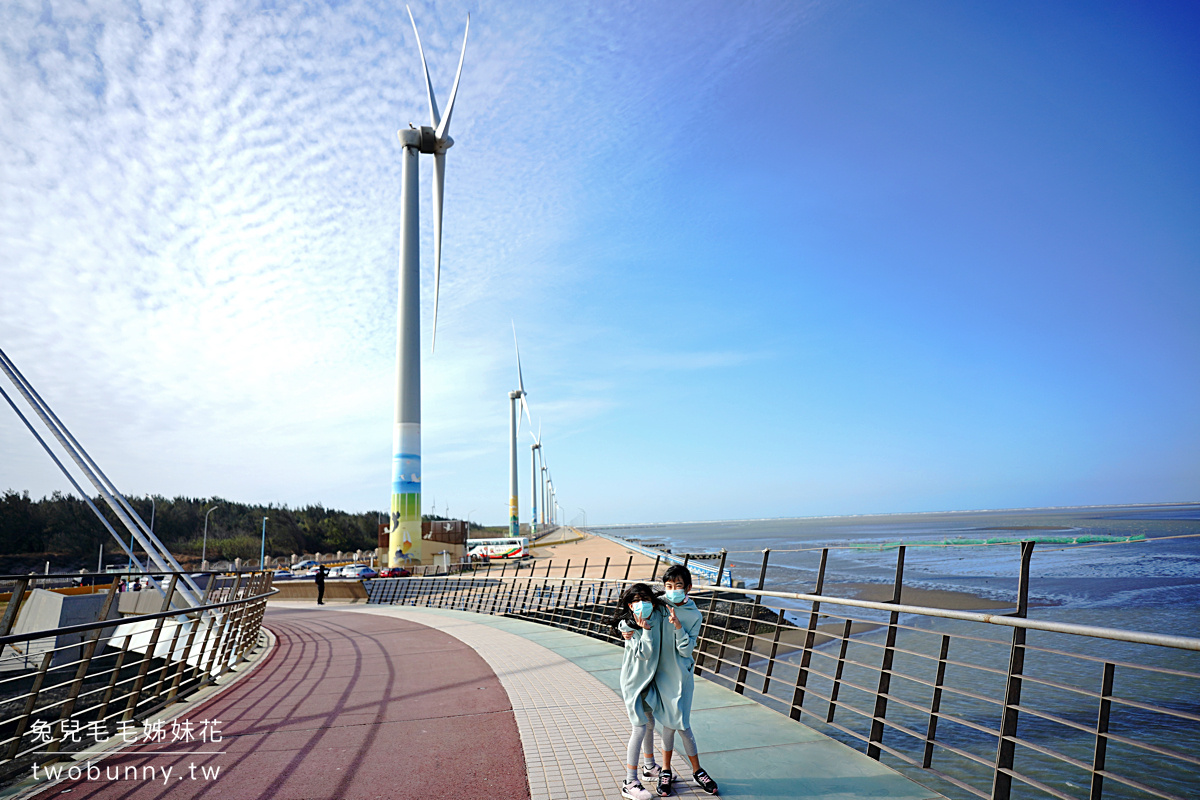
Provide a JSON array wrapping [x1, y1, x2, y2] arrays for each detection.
[[467, 537, 529, 559]]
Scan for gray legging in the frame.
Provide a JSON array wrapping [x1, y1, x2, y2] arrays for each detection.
[[660, 726, 698, 758], [626, 708, 656, 767]]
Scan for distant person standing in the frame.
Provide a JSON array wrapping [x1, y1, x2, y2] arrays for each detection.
[[315, 564, 326, 605]]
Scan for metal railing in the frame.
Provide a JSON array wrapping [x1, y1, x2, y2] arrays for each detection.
[[0, 570, 275, 783], [364, 547, 1200, 800]]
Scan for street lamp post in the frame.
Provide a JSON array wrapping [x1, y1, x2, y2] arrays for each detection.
[[202, 505, 219, 567], [260, 517, 269, 570]]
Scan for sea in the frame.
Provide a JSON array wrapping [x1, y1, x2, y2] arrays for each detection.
[[589, 503, 1200, 799]]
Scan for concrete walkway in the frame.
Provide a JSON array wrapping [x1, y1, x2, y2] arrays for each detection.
[[21, 602, 945, 800], [23, 606, 528, 800], [324, 604, 943, 800]]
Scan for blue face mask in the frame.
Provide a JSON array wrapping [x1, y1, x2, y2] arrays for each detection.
[[664, 588, 687, 604], [630, 600, 653, 619]]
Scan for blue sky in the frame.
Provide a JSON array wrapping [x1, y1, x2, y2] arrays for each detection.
[[1, 0, 1197, 526]]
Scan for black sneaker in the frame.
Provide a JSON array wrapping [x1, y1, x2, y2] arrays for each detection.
[[621, 780, 653, 800], [694, 768, 718, 795], [656, 769, 674, 796]]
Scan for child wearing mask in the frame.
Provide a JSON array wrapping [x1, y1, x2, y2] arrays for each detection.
[[611, 583, 665, 800], [652, 565, 718, 795]]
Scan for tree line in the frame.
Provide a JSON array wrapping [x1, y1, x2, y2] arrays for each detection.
[[0, 490, 399, 567]]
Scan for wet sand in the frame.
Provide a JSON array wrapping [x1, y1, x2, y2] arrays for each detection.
[[525, 530, 1016, 609], [524, 528, 667, 582]]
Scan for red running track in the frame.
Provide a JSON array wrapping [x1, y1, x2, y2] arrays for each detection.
[[29, 606, 530, 800]]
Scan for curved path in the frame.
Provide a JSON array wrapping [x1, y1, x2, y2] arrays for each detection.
[[26, 607, 528, 800]]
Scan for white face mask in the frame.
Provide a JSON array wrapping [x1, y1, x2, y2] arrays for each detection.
[[630, 600, 653, 619]]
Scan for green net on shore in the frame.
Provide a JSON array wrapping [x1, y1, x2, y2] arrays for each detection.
[[846, 534, 1147, 549]]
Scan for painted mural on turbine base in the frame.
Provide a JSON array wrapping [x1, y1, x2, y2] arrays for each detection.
[[390, 422, 422, 566]]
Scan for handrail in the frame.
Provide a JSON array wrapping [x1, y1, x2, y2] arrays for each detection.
[[364, 552, 1200, 800], [0, 587, 280, 647], [374, 572, 1200, 651]]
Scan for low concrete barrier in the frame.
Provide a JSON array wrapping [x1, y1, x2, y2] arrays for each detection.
[[269, 580, 369, 603]]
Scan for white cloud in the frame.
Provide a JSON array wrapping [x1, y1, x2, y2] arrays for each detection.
[[0, 0, 810, 520]]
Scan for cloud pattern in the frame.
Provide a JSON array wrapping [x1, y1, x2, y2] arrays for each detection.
[[0, 0, 804, 518]]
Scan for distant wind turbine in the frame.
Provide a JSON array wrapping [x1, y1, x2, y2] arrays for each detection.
[[387, 7, 469, 568], [509, 323, 534, 537], [530, 422, 542, 536]]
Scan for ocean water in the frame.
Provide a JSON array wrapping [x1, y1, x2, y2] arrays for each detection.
[[590, 504, 1200, 799], [594, 503, 1200, 619]]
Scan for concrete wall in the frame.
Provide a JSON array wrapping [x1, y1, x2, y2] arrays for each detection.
[[270, 581, 369, 603], [6, 588, 121, 668]]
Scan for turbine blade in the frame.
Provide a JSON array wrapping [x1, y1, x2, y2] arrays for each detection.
[[430, 150, 445, 353], [407, 5, 441, 129], [512, 321, 526, 395], [435, 13, 470, 140], [521, 395, 534, 433]]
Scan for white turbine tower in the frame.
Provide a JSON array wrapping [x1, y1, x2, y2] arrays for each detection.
[[529, 422, 542, 536], [509, 324, 533, 537], [388, 8, 469, 568]]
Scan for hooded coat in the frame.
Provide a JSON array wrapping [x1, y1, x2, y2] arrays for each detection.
[[650, 597, 703, 730], [618, 605, 665, 726]]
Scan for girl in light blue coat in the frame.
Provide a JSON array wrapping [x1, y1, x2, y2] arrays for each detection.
[[651, 565, 718, 795], [611, 583, 665, 800]]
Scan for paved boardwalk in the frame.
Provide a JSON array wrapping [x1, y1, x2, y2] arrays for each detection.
[[24, 607, 527, 800], [22, 602, 944, 800]]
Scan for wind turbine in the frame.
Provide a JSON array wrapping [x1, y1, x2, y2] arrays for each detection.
[[529, 422, 542, 536], [509, 324, 533, 537], [540, 461, 548, 526], [387, 7, 469, 568]]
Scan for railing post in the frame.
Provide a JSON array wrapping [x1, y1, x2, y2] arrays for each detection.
[[122, 574, 179, 721], [552, 562, 571, 627], [695, 549, 727, 675], [624, 556, 633, 581], [601, 557, 610, 580], [489, 564, 509, 614], [518, 571, 536, 617], [47, 578, 120, 754], [97, 633, 132, 724], [168, 607, 206, 702], [826, 619, 853, 723], [761, 615, 785, 695], [153, 613, 187, 699], [867, 546, 905, 760], [504, 568, 522, 615], [1089, 662, 1116, 800], [735, 549, 770, 694], [7, 651, 53, 760], [650, 555, 661, 581], [228, 573, 257, 663], [47, 578, 118, 748], [201, 574, 241, 687], [0, 577, 31, 637], [923, 634, 951, 768], [791, 548, 828, 719], [991, 540, 1035, 800], [235, 573, 267, 663]]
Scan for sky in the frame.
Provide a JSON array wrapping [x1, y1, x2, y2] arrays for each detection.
[[1, 0, 1197, 527]]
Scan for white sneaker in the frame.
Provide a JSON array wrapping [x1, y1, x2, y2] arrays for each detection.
[[640, 763, 661, 781], [621, 780, 654, 800]]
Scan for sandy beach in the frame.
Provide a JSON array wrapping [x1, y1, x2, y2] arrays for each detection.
[[522, 529, 1014, 610]]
